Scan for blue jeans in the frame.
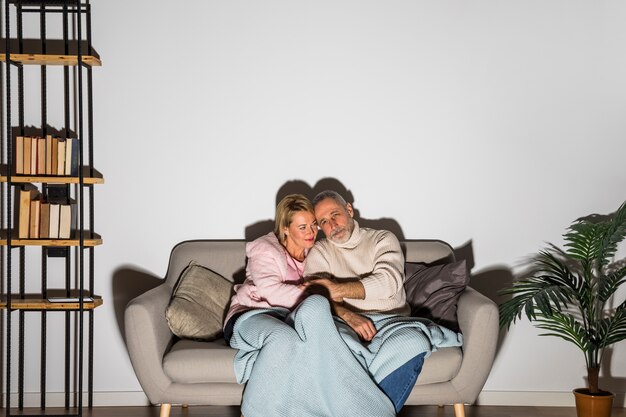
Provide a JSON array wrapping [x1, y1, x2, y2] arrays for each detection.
[[378, 352, 426, 412]]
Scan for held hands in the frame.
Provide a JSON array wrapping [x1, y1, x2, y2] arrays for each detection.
[[300, 278, 344, 302], [300, 278, 374, 341], [300, 278, 365, 302]]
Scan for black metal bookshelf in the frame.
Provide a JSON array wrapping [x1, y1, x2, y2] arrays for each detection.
[[1, 1, 103, 416]]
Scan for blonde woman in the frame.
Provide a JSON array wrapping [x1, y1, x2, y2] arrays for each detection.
[[223, 194, 318, 342]]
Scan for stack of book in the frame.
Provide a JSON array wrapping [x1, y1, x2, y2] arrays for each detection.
[[14, 135, 79, 176], [18, 187, 75, 239]]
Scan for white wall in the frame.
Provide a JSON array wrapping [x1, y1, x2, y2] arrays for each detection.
[[10, 0, 626, 407]]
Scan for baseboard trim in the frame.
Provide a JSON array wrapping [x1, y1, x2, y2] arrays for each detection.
[[2, 391, 151, 408], [4, 390, 626, 408], [477, 390, 626, 408]]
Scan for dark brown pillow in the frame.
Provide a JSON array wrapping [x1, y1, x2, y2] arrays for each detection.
[[404, 259, 469, 332]]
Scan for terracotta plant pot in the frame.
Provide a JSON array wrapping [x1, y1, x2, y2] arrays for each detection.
[[573, 388, 615, 417]]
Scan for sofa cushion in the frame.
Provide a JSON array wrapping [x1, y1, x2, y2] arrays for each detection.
[[163, 339, 238, 383], [404, 259, 469, 332], [414, 347, 463, 385], [163, 339, 462, 386], [165, 260, 233, 341]]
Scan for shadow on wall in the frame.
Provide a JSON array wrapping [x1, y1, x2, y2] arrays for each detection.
[[111, 266, 163, 344], [453, 239, 514, 361], [111, 264, 246, 347], [245, 177, 405, 241], [599, 349, 626, 404]]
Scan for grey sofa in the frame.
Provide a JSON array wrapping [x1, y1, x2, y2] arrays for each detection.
[[125, 239, 499, 417]]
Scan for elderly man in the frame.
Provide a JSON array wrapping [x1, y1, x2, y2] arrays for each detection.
[[303, 190, 409, 341]]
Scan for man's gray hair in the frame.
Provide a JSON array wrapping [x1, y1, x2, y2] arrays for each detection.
[[312, 190, 348, 208]]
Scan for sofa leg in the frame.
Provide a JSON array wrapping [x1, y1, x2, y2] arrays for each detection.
[[159, 403, 171, 417], [453, 403, 465, 417]]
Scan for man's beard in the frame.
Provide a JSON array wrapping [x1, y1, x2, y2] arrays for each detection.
[[328, 221, 354, 244]]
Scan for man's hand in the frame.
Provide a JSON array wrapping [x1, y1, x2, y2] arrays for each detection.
[[301, 278, 365, 302], [300, 278, 343, 302], [334, 303, 377, 342]]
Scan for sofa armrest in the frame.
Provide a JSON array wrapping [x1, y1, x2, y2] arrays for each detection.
[[451, 286, 499, 403], [125, 283, 174, 404]]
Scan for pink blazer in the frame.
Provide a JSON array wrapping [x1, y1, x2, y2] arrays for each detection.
[[224, 232, 307, 327]]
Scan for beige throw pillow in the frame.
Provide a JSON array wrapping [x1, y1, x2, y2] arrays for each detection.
[[165, 261, 233, 341]]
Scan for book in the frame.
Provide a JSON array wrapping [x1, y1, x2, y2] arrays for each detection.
[[48, 203, 60, 239], [23, 136, 32, 175], [39, 201, 50, 239], [51, 137, 58, 175], [18, 187, 38, 238], [70, 138, 79, 176], [46, 184, 67, 239], [15, 136, 24, 174], [30, 137, 37, 176], [37, 136, 46, 174], [58, 200, 76, 239], [29, 197, 41, 238], [45, 135, 53, 175], [46, 184, 68, 204], [64, 138, 73, 176], [48, 296, 93, 303], [56, 139, 66, 175]]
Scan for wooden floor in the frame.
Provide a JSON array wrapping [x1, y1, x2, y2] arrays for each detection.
[[2, 405, 626, 417]]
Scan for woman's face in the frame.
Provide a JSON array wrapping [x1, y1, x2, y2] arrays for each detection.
[[285, 210, 318, 249]]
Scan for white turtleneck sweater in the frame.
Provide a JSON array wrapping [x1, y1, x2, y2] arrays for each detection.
[[303, 220, 409, 316]]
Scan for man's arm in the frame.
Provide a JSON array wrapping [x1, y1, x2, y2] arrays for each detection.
[[300, 279, 374, 339], [304, 231, 404, 303], [357, 230, 405, 301], [331, 301, 376, 342], [300, 278, 364, 301]]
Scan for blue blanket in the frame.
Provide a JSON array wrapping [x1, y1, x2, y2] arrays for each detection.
[[231, 295, 463, 417]]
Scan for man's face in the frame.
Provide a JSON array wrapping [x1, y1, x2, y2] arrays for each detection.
[[314, 198, 355, 244]]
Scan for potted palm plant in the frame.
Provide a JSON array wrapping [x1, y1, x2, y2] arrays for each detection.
[[499, 200, 626, 417]]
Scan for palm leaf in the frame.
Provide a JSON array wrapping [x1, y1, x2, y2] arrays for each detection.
[[564, 222, 603, 265], [598, 200, 626, 268], [597, 306, 626, 347], [534, 250, 584, 292], [498, 273, 576, 329], [535, 312, 590, 351], [598, 266, 626, 303]]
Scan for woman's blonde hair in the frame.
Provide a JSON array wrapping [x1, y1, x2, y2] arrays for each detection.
[[274, 194, 315, 243]]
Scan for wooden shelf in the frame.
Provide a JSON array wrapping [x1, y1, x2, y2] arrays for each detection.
[[1, 3, 103, 408], [0, 295, 103, 311], [0, 53, 101, 67], [0, 231, 102, 247], [0, 165, 104, 184]]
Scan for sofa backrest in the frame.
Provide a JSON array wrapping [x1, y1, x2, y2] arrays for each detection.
[[402, 240, 455, 264], [164, 239, 455, 289], [164, 240, 248, 289]]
